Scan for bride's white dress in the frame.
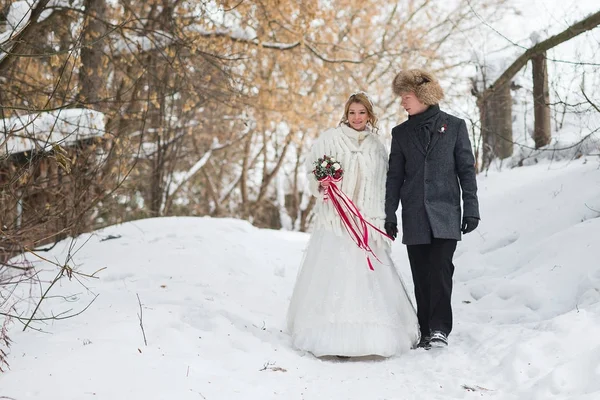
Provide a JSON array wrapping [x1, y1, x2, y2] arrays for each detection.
[[286, 124, 419, 358]]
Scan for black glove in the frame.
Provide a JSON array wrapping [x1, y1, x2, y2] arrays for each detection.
[[384, 222, 398, 240], [461, 216, 479, 234]]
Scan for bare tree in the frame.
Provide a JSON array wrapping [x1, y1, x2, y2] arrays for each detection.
[[532, 52, 551, 149], [473, 10, 600, 168], [79, 0, 109, 107]]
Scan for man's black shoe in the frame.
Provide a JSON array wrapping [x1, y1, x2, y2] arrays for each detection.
[[416, 335, 431, 350]]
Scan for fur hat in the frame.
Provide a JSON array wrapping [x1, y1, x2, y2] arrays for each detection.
[[392, 69, 444, 105]]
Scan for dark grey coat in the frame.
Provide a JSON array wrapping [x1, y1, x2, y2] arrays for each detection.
[[385, 110, 480, 245]]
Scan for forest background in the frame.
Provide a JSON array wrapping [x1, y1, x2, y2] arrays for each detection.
[[0, 0, 598, 253]]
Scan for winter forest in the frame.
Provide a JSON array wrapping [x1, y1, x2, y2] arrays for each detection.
[[1, 0, 600, 399]]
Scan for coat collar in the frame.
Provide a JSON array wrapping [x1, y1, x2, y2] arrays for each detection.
[[404, 108, 447, 155], [427, 113, 448, 154], [406, 104, 440, 125], [339, 124, 372, 147]]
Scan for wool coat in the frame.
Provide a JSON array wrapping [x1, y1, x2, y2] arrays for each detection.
[[384, 110, 480, 245]]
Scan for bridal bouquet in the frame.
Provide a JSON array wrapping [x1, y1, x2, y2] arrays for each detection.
[[311, 154, 391, 271], [312, 154, 343, 182]]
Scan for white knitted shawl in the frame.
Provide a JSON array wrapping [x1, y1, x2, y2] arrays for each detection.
[[306, 124, 391, 249]]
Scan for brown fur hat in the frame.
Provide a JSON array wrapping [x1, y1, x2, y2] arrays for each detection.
[[392, 69, 444, 105]]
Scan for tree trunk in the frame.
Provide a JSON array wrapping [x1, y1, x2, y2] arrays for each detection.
[[239, 131, 254, 219], [476, 10, 600, 166], [479, 82, 513, 169], [481, 11, 600, 101], [532, 53, 551, 149], [79, 0, 108, 106]]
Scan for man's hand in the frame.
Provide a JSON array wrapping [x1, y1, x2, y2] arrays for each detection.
[[384, 222, 398, 240], [461, 216, 479, 234]]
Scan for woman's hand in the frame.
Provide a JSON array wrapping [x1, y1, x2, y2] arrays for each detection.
[[318, 180, 329, 193], [320, 179, 331, 189]]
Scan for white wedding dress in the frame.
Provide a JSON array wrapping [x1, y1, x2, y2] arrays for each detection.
[[286, 124, 419, 358]]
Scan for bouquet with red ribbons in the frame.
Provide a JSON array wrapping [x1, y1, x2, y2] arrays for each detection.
[[312, 155, 343, 200], [312, 155, 393, 271]]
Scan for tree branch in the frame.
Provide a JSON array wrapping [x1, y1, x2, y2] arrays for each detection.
[[196, 30, 301, 50], [581, 87, 600, 114], [482, 11, 600, 100], [255, 133, 293, 204], [196, 30, 373, 64], [136, 293, 147, 346], [161, 136, 237, 214], [0, 0, 52, 73]]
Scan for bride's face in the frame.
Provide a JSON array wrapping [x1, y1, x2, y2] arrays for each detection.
[[347, 102, 368, 131]]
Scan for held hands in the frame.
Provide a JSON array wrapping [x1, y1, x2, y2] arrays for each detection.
[[384, 222, 398, 240], [461, 216, 479, 234]]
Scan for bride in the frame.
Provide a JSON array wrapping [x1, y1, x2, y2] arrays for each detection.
[[286, 92, 419, 358]]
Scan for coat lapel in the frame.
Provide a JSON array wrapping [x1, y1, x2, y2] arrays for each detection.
[[407, 124, 426, 156], [426, 114, 448, 154]]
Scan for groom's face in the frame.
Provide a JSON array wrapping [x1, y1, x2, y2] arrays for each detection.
[[400, 92, 428, 116]]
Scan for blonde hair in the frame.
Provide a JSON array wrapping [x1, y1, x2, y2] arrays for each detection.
[[340, 92, 378, 131]]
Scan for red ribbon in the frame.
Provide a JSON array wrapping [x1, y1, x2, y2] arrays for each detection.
[[319, 176, 393, 271]]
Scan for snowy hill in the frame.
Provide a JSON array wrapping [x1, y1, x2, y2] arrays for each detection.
[[1, 158, 600, 400]]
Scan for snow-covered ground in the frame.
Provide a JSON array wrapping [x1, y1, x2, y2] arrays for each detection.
[[1, 156, 599, 400]]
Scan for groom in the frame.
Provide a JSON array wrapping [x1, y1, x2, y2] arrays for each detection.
[[384, 69, 480, 349]]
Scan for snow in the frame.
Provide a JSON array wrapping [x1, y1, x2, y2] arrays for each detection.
[[467, 0, 600, 90], [0, 109, 106, 156], [0, 0, 72, 58], [1, 0, 600, 397], [5, 1, 32, 30], [1, 155, 600, 399], [39, 0, 81, 22], [440, 0, 600, 170], [167, 150, 213, 197], [111, 30, 175, 54], [0, 1, 32, 63]]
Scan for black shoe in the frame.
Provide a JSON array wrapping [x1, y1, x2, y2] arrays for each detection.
[[416, 335, 431, 349], [429, 331, 448, 348]]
